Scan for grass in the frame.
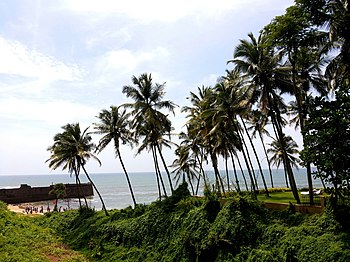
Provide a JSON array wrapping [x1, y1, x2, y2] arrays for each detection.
[[0, 202, 88, 262], [257, 191, 298, 204]]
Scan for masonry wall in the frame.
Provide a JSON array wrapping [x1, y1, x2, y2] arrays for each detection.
[[0, 183, 94, 204]]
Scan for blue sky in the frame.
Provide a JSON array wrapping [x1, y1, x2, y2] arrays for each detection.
[[0, 0, 295, 175]]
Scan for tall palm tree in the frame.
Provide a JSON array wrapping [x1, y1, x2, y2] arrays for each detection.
[[213, 77, 262, 193], [267, 135, 300, 188], [46, 123, 109, 216], [229, 32, 301, 203], [247, 109, 274, 188], [184, 86, 227, 196], [122, 73, 177, 197], [93, 106, 137, 207], [264, 4, 330, 204]]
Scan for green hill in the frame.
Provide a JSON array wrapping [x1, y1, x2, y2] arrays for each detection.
[[1, 185, 350, 261]]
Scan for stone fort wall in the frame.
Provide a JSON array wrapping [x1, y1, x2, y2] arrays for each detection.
[[0, 183, 93, 204]]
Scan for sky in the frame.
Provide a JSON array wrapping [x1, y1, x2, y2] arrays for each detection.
[[0, 0, 296, 176]]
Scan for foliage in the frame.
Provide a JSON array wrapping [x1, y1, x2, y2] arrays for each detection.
[[34, 196, 350, 261], [0, 201, 88, 261], [301, 89, 350, 198]]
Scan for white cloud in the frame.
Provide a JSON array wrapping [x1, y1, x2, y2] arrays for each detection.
[[96, 46, 170, 75], [0, 97, 97, 127], [62, 0, 251, 23], [0, 36, 82, 82]]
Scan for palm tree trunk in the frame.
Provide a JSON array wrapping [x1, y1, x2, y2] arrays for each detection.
[[240, 146, 256, 192], [117, 149, 137, 207], [156, 143, 174, 193], [237, 127, 258, 190], [225, 157, 231, 191], [151, 146, 162, 200], [236, 155, 249, 191], [210, 152, 226, 197], [153, 145, 167, 198], [195, 154, 207, 195], [259, 132, 274, 188], [240, 116, 269, 196], [271, 109, 300, 204], [290, 54, 314, 205], [187, 173, 195, 195], [81, 164, 109, 216], [230, 150, 240, 192], [76, 174, 88, 207]]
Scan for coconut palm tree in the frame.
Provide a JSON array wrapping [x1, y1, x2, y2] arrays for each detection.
[[171, 144, 200, 195], [267, 135, 300, 188], [122, 73, 177, 197], [297, 0, 350, 88], [247, 109, 274, 188], [212, 78, 261, 193], [229, 32, 301, 203], [46, 123, 109, 216], [93, 106, 137, 207]]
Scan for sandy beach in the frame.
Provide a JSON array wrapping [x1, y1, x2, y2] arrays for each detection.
[[7, 204, 45, 215]]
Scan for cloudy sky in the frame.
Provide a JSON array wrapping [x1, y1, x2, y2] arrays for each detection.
[[0, 0, 295, 175]]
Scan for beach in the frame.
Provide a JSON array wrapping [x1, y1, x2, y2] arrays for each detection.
[[1, 170, 324, 210]]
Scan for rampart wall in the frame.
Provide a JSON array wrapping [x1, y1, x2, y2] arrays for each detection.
[[0, 183, 94, 204]]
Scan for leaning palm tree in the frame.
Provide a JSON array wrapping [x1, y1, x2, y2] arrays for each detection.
[[93, 106, 137, 207], [122, 73, 177, 196], [247, 109, 274, 188], [229, 32, 301, 203], [46, 123, 109, 216], [267, 135, 300, 188]]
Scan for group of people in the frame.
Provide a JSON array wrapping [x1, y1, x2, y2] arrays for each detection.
[[22, 204, 68, 214], [24, 205, 44, 214]]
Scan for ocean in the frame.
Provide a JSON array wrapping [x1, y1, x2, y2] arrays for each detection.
[[0, 169, 324, 210]]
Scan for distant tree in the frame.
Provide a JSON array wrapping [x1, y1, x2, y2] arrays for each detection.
[[49, 183, 66, 212], [268, 135, 300, 188], [94, 106, 137, 207], [46, 123, 109, 216], [171, 144, 199, 195], [301, 89, 350, 200]]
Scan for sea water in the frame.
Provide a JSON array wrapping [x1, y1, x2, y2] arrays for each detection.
[[0, 169, 324, 210]]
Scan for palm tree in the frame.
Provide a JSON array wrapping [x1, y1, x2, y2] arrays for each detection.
[[264, 4, 330, 204], [212, 77, 261, 193], [46, 123, 109, 216], [229, 32, 301, 203], [122, 73, 177, 197], [171, 144, 200, 195], [267, 135, 300, 188], [183, 86, 227, 196], [93, 106, 137, 207], [247, 109, 274, 188], [297, 0, 350, 88]]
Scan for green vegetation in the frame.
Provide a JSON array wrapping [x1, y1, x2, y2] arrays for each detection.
[[0, 201, 88, 261], [2, 183, 350, 261], [11, 0, 350, 258], [257, 191, 297, 204], [37, 187, 350, 262], [44, 0, 350, 209]]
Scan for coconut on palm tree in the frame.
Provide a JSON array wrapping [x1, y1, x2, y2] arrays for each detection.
[[46, 123, 109, 216]]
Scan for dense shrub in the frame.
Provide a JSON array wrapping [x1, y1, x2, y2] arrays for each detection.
[[3, 192, 350, 261]]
